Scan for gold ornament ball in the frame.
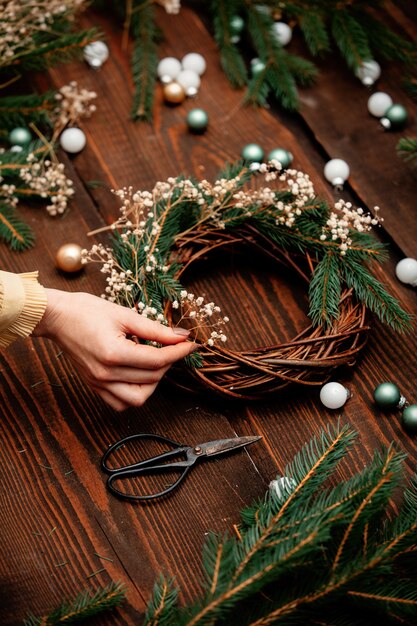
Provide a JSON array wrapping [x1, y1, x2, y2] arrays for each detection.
[[163, 81, 186, 104], [56, 243, 84, 273]]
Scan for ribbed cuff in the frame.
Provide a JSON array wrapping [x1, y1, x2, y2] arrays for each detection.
[[0, 271, 47, 348]]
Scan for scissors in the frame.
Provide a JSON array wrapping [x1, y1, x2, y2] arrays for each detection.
[[101, 433, 262, 501]]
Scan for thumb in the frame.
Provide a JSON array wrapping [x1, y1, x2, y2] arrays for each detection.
[[122, 309, 191, 345]]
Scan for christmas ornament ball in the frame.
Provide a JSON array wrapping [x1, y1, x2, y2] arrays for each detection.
[[373, 382, 402, 410], [186, 108, 208, 132], [163, 81, 186, 104], [320, 382, 350, 409], [268, 148, 293, 169], [272, 22, 292, 46], [157, 56, 181, 81], [230, 15, 245, 35], [176, 69, 201, 91], [241, 143, 264, 163], [381, 104, 408, 130], [55, 243, 84, 273], [181, 52, 206, 76], [395, 258, 417, 286], [323, 158, 350, 189], [367, 92, 393, 118], [355, 60, 381, 86], [251, 58, 266, 76], [83, 41, 109, 68], [59, 127, 86, 154], [402, 405, 417, 434], [9, 126, 32, 147]]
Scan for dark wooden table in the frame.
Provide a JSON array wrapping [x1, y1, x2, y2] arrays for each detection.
[[1, 4, 416, 624]]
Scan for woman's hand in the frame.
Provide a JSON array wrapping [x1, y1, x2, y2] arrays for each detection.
[[33, 289, 196, 411]]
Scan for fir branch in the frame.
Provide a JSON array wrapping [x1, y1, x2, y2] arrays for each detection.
[[308, 252, 341, 327], [7, 29, 99, 71], [342, 257, 413, 333], [0, 92, 56, 131], [397, 137, 417, 166], [24, 582, 126, 625], [0, 203, 34, 250], [331, 10, 371, 69], [211, 0, 248, 88], [299, 10, 331, 56], [144, 575, 179, 626], [130, 2, 158, 121]]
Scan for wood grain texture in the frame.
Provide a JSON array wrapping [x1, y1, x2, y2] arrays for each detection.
[[1, 4, 417, 625]]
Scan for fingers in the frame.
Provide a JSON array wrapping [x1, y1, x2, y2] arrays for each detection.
[[108, 338, 197, 370], [97, 383, 158, 411], [95, 364, 171, 385], [121, 310, 191, 345], [92, 386, 130, 412]]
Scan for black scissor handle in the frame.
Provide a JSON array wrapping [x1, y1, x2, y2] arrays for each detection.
[[106, 463, 193, 501], [101, 433, 186, 475]]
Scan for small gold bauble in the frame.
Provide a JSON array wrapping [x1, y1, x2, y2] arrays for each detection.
[[56, 243, 83, 273], [163, 81, 186, 104]]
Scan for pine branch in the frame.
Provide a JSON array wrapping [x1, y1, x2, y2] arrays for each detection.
[[130, 2, 158, 121], [331, 10, 371, 69], [0, 92, 55, 131], [0, 203, 34, 251], [145, 423, 417, 625], [299, 10, 331, 56], [211, 0, 248, 88], [308, 252, 341, 327], [24, 582, 126, 625], [144, 575, 179, 626], [342, 257, 413, 332], [397, 137, 417, 166], [6, 30, 99, 71]]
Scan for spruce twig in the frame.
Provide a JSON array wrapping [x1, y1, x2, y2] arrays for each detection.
[[145, 424, 417, 625], [24, 582, 126, 626]]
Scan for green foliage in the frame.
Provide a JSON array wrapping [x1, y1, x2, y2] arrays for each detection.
[[130, 2, 159, 121], [0, 204, 34, 251], [24, 582, 126, 625], [0, 92, 56, 131], [397, 137, 417, 166], [211, 0, 248, 88], [145, 422, 417, 625]]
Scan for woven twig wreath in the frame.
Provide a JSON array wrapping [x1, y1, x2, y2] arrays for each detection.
[[85, 162, 410, 401], [167, 223, 369, 400]]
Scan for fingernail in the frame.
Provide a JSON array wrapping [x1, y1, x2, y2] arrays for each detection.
[[172, 326, 190, 336], [189, 342, 199, 352]]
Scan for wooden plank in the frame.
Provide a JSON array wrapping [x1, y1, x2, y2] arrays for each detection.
[[1, 4, 417, 625]]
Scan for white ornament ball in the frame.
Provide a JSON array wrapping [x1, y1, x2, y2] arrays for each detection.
[[320, 382, 350, 409], [181, 52, 206, 76], [272, 22, 292, 46], [176, 69, 201, 91], [355, 60, 381, 86], [83, 41, 109, 68], [395, 258, 417, 286], [323, 158, 350, 189], [157, 57, 181, 81], [367, 92, 393, 118], [59, 127, 86, 154]]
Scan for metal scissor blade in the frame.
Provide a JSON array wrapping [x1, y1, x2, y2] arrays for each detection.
[[199, 436, 262, 457]]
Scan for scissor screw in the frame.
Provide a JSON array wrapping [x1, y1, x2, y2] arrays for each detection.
[[194, 446, 203, 455]]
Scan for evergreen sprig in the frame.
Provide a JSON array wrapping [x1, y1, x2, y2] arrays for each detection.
[[0, 203, 34, 250], [145, 422, 417, 625], [24, 581, 126, 625], [130, 1, 159, 121], [397, 137, 417, 166]]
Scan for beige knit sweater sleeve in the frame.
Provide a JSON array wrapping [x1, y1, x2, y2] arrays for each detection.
[[0, 270, 47, 348]]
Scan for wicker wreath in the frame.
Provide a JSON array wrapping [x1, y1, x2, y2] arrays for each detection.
[[167, 223, 369, 400], [85, 162, 409, 401]]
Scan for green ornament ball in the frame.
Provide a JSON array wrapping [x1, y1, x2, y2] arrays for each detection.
[[241, 143, 264, 163], [186, 108, 208, 133], [380, 104, 408, 130], [268, 148, 293, 169], [251, 59, 266, 77], [402, 405, 417, 434], [373, 382, 402, 410], [230, 15, 245, 35], [9, 126, 32, 147]]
